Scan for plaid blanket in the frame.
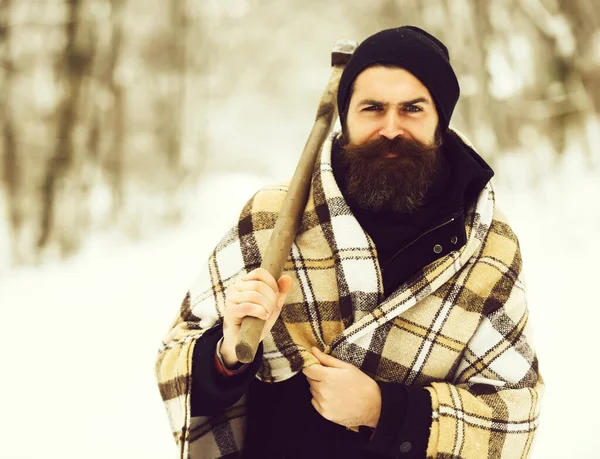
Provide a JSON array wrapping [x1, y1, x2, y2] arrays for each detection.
[[156, 129, 543, 458]]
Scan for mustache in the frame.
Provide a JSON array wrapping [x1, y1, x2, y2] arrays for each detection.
[[342, 135, 441, 160]]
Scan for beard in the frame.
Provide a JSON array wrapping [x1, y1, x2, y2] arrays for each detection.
[[339, 134, 442, 213]]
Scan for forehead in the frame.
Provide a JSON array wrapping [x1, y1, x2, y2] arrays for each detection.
[[351, 66, 432, 104]]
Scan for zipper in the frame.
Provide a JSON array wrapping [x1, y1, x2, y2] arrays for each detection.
[[384, 216, 457, 270]]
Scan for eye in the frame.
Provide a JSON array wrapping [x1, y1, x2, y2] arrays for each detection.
[[404, 104, 422, 113], [362, 105, 383, 112]]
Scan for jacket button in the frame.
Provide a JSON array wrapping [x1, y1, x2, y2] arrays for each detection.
[[399, 441, 412, 453], [433, 244, 443, 254], [451, 236, 458, 244]]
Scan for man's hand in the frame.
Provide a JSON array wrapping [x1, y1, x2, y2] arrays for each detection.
[[302, 346, 382, 428], [221, 268, 293, 368]]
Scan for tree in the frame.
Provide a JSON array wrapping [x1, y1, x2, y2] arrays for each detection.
[[0, 0, 20, 262], [38, 0, 95, 254]]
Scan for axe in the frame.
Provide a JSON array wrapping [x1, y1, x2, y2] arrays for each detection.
[[235, 39, 357, 363]]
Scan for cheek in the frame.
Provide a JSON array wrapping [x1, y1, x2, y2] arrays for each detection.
[[409, 118, 437, 144], [346, 119, 379, 144]]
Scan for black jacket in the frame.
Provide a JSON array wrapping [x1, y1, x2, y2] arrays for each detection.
[[190, 131, 494, 459]]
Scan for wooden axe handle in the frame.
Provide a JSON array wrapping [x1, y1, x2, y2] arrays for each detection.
[[235, 41, 356, 363]]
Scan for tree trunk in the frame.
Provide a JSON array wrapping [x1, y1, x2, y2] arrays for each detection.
[[0, 0, 20, 264], [166, 0, 188, 170], [559, 0, 600, 114], [470, 0, 507, 153], [38, 0, 90, 253], [107, 0, 125, 220]]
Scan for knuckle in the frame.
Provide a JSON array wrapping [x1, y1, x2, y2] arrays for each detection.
[[245, 282, 274, 301], [257, 268, 276, 285], [238, 303, 267, 319], [248, 291, 268, 308], [257, 267, 270, 277], [244, 302, 260, 312], [260, 281, 277, 298], [252, 290, 266, 302], [252, 268, 265, 280], [236, 302, 254, 316]]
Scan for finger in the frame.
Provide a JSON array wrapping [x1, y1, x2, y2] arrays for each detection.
[[302, 366, 316, 380], [230, 302, 270, 321], [302, 364, 327, 381], [312, 346, 348, 369], [237, 280, 278, 304], [242, 268, 278, 293], [274, 276, 293, 309], [230, 290, 275, 316], [277, 275, 294, 295]]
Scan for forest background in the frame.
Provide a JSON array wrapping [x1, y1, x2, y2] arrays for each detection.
[[1, 1, 599, 458]]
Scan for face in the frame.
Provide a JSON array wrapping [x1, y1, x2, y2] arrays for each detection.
[[338, 66, 443, 213], [345, 66, 439, 148]]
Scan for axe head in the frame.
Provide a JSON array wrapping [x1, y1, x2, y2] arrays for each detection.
[[331, 39, 358, 67]]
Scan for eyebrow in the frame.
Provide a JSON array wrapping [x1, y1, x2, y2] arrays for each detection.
[[357, 97, 430, 107]]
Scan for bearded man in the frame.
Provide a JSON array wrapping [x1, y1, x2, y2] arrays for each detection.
[[156, 26, 543, 459]]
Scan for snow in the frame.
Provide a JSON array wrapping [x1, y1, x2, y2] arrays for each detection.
[[1, 160, 599, 458], [0, 172, 271, 459], [494, 152, 600, 459]]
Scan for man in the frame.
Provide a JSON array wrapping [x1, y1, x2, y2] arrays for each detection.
[[156, 26, 543, 459]]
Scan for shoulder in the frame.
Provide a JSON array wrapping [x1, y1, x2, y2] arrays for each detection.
[[241, 182, 290, 217], [480, 202, 523, 272], [489, 204, 520, 245]]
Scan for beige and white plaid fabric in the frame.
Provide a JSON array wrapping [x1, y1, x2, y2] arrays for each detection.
[[156, 129, 543, 458]]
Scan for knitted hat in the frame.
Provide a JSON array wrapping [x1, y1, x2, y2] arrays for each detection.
[[337, 26, 460, 133]]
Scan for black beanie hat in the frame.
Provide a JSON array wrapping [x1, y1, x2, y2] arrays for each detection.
[[337, 26, 460, 134]]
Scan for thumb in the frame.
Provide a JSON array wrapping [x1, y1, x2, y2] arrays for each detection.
[[312, 346, 348, 368], [277, 274, 293, 295], [276, 275, 293, 307]]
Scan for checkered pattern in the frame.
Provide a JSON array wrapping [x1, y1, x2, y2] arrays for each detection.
[[155, 130, 543, 458]]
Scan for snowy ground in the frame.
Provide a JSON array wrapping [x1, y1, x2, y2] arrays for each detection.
[[1, 159, 599, 458], [493, 151, 600, 459]]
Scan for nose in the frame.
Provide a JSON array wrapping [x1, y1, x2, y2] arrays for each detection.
[[378, 111, 405, 140]]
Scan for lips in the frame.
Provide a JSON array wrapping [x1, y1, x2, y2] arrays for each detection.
[[384, 153, 398, 158]]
